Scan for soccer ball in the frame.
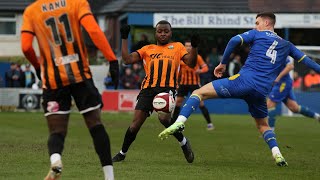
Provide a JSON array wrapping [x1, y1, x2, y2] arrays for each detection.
[[152, 92, 175, 114]]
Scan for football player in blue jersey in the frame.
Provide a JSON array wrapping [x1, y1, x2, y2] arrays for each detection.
[[268, 58, 320, 131], [159, 12, 320, 166]]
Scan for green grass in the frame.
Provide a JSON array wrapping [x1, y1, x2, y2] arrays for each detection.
[[0, 112, 320, 179]]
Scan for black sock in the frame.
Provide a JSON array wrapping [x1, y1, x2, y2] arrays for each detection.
[[121, 127, 138, 153], [161, 119, 184, 142], [48, 133, 65, 156], [200, 106, 212, 124], [89, 124, 112, 166], [172, 106, 181, 122]]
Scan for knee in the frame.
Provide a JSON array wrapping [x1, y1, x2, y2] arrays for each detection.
[[289, 105, 299, 113], [158, 116, 171, 125], [255, 119, 269, 132], [129, 121, 142, 133]]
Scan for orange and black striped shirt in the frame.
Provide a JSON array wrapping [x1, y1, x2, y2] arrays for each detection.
[[21, 0, 97, 89], [137, 42, 188, 89], [179, 55, 208, 85]]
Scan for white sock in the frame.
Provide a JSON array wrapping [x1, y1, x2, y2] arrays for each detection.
[[314, 113, 320, 119], [50, 153, 61, 165], [179, 137, 187, 146], [176, 115, 187, 123], [271, 147, 281, 158], [102, 165, 114, 180], [120, 150, 126, 155]]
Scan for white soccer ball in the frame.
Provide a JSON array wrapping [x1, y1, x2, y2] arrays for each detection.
[[152, 92, 175, 114]]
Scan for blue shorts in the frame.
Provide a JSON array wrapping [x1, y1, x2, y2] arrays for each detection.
[[212, 74, 268, 118], [269, 82, 296, 103]]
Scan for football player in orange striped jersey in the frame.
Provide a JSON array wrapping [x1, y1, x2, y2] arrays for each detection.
[[21, 0, 117, 179], [173, 40, 214, 130], [112, 20, 198, 163]]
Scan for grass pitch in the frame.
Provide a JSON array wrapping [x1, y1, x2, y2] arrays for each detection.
[[0, 112, 320, 180]]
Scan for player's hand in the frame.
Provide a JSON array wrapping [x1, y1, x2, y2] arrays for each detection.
[[120, 24, 130, 39], [195, 69, 202, 74], [35, 68, 41, 80], [191, 33, 200, 48], [109, 60, 119, 89], [214, 63, 226, 78]]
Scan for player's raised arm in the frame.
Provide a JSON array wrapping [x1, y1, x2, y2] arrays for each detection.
[[214, 36, 241, 78], [80, 14, 119, 89], [21, 32, 41, 80], [182, 34, 199, 68], [120, 25, 141, 65], [80, 15, 116, 62], [289, 43, 320, 73]]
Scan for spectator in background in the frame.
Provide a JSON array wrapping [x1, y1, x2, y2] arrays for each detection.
[[292, 71, 302, 91], [0, 75, 4, 87], [104, 72, 115, 90], [121, 67, 138, 89], [206, 47, 220, 69], [228, 54, 242, 76], [23, 64, 36, 88], [5, 63, 23, 87], [304, 69, 320, 89], [131, 34, 150, 52]]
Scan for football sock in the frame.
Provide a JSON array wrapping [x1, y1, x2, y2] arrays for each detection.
[[200, 106, 212, 124], [179, 137, 187, 146], [172, 106, 181, 122], [299, 106, 316, 118], [102, 165, 114, 180], [89, 124, 112, 166], [268, 108, 277, 129], [176, 94, 201, 123], [120, 150, 126, 155], [263, 130, 279, 150], [50, 153, 61, 165], [121, 127, 137, 154], [48, 133, 65, 156]]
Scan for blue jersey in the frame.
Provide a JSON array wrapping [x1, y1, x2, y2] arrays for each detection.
[[236, 29, 304, 95]]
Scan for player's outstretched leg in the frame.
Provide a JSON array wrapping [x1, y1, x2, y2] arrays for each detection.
[[260, 126, 288, 166], [268, 107, 277, 131], [44, 133, 65, 180], [158, 94, 200, 139], [298, 106, 320, 122], [112, 127, 137, 162], [159, 116, 194, 163]]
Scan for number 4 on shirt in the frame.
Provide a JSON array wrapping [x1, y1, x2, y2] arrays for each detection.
[[266, 40, 278, 64]]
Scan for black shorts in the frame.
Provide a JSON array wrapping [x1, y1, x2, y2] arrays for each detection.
[[177, 85, 200, 97], [135, 87, 176, 116], [42, 79, 102, 116]]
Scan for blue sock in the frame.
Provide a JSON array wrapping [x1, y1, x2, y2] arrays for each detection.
[[262, 130, 278, 150], [179, 94, 201, 119], [299, 106, 316, 118], [268, 108, 277, 129]]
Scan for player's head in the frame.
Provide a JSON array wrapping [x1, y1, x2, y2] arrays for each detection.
[[255, 12, 276, 31], [155, 20, 172, 45], [184, 39, 192, 52]]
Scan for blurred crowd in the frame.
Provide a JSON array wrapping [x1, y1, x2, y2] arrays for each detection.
[[0, 62, 40, 89]]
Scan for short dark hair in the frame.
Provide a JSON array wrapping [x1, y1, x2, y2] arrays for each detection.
[[184, 39, 191, 44], [256, 12, 276, 25], [155, 20, 171, 29]]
